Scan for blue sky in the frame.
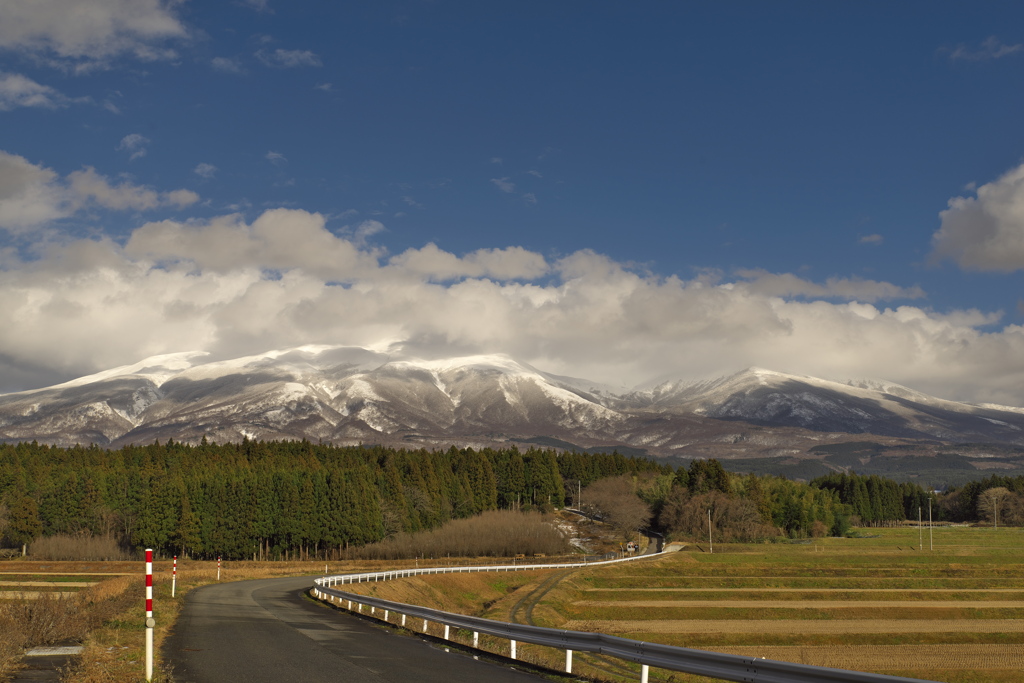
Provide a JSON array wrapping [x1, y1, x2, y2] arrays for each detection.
[[2, 1, 1024, 403]]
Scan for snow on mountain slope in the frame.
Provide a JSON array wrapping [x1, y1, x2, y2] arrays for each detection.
[[630, 367, 1024, 442], [3, 348, 1024, 450]]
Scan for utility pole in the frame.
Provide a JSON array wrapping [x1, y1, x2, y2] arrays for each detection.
[[708, 509, 713, 554], [918, 507, 922, 551]]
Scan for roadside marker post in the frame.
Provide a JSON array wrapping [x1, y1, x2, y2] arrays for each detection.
[[217, 556, 221, 581], [172, 556, 177, 598], [145, 549, 155, 681]]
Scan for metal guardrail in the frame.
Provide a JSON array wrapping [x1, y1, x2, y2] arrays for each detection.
[[316, 551, 652, 588], [312, 555, 938, 683]]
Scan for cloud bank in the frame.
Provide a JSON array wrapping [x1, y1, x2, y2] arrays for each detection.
[[2, 197, 1024, 404], [4, 149, 1024, 405]]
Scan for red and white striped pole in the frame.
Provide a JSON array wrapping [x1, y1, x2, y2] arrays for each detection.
[[145, 549, 154, 681], [171, 555, 177, 598], [217, 556, 221, 581]]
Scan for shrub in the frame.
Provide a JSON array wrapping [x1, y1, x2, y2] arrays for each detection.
[[29, 534, 136, 561], [347, 510, 569, 560]]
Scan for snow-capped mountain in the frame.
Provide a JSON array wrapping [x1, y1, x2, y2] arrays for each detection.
[[2, 347, 1024, 454], [622, 367, 1024, 442]]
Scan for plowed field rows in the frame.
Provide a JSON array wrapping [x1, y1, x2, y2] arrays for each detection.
[[562, 618, 1024, 634], [713, 644, 1024, 670], [539, 527, 1024, 682]]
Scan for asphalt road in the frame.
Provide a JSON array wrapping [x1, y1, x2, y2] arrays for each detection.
[[164, 576, 552, 683]]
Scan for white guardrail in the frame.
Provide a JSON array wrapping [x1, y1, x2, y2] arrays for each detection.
[[312, 553, 938, 683]]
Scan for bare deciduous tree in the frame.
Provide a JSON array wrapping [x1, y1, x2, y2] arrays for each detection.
[[661, 489, 779, 542], [582, 475, 652, 540], [977, 487, 1012, 527]]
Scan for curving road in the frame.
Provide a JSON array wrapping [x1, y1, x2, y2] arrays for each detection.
[[164, 576, 550, 683]]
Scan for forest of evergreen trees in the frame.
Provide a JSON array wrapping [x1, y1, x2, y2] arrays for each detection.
[[1, 438, 1010, 560], [0, 439, 664, 559]]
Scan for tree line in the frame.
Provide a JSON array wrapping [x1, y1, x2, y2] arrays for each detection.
[[938, 473, 1024, 525], [585, 462, 941, 543], [0, 439, 664, 559], [3, 437, 1010, 559]]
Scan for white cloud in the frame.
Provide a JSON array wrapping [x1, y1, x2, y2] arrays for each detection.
[[240, 0, 272, 13], [491, 177, 515, 193], [859, 234, 883, 245], [0, 0, 187, 69], [734, 269, 925, 303], [255, 48, 321, 68], [194, 163, 217, 179], [947, 36, 1024, 62], [314, 82, 331, 91], [211, 57, 244, 74], [68, 167, 197, 210], [931, 162, 1024, 271], [0, 151, 67, 231], [266, 151, 287, 164], [0, 150, 198, 234], [0, 71, 79, 110], [7, 201, 1024, 403], [522, 192, 537, 205], [349, 219, 385, 247], [117, 133, 149, 160], [388, 244, 549, 282], [124, 209, 375, 280]]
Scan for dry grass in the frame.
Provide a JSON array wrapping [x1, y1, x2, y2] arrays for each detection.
[[29, 535, 135, 562], [0, 576, 138, 681], [347, 510, 570, 560]]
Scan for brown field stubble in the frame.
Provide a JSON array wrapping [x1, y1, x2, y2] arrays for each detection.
[[330, 528, 1024, 682]]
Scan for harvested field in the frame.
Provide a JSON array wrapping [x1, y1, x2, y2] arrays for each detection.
[[584, 587, 1024, 593], [712, 644, 1024, 670], [523, 527, 1024, 682], [563, 618, 1024, 634], [577, 599, 1024, 608]]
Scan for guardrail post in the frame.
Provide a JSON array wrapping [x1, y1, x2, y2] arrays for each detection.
[[641, 664, 649, 683], [347, 600, 351, 610], [384, 609, 389, 622], [423, 618, 428, 632], [371, 606, 375, 614], [566, 649, 573, 673], [473, 631, 478, 648], [358, 603, 362, 613], [402, 614, 406, 627], [510, 640, 517, 660], [443, 624, 449, 640]]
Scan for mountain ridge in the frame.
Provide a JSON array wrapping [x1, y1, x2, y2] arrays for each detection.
[[3, 346, 1024, 456]]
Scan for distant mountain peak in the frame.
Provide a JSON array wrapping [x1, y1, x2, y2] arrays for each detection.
[[3, 346, 1024, 453]]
